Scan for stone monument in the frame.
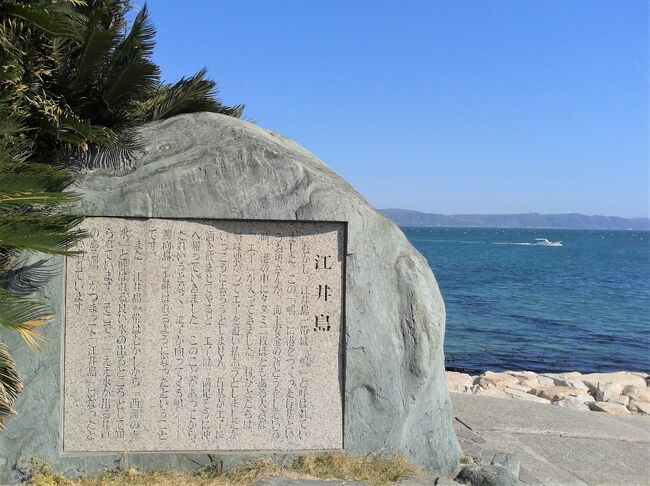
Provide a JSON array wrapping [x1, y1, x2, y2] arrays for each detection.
[[0, 112, 460, 483]]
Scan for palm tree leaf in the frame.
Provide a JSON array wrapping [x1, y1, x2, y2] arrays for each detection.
[[0, 100, 31, 162], [0, 250, 16, 283], [0, 191, 78, 209], [0, 112, 27, 138], [0, 288, 50, 351], [0, 336, 22, 430], [0, 2, 86, 40], [102, 58, 159, 108], [0, 214, 86, 255], [59, 1, 88, 8], [141, 68, 244, 122], [57, 112, 121, 148], [112, 4, 156, 61], [102, 4, 159, 107], [0, 337, 21, 400], [70, 27, 116, 90], [19, 91, 121, 156], [0, 161, 76, 193]]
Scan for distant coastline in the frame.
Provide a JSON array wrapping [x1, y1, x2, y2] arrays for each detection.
[[382, 208, 650, 231]]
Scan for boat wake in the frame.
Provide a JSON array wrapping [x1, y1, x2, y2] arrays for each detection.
[[494, 238, 563, 247], [494, 242, 535, 246]]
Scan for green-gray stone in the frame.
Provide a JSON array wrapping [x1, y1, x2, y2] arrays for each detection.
[[0, 113, 460, 483]]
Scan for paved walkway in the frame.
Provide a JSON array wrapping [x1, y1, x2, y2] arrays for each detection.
[[451, 393, 650, 486]]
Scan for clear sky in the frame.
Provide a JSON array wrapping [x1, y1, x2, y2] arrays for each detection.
[[149, 1, 649, 218]]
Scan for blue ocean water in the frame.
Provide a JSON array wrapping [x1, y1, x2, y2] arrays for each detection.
[[402, 227, 650, 374]]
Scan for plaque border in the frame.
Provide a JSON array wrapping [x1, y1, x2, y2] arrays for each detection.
[[60, 216, 348, 456]]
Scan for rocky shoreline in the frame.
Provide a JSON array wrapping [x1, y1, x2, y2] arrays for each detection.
[[446, 370, 650, 415]]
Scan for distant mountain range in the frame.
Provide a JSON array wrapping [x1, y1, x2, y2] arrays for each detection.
[[381, 209, 650, 230]]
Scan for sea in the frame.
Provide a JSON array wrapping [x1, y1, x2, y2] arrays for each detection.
[[402, 227, 650, 374]]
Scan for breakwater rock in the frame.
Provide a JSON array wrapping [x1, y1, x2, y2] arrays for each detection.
[[447, 370, 650, 415]]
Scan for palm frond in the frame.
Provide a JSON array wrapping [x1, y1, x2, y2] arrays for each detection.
[[0, 113, 27, 138], [0, 2, 86, 40], [0, 214, 86, 255], [0, 289, 50, 351], [0, 191, 78, 209], [70, 27, 116, 90], [0, 336, 22, 430], [0, 248, 14, 277], [0, 101, 31, 162], [102, 57, 159, 108], [0, 161, 76, 193], [113, 4, 156, 60], [0, 191, 76, 209], [60, 1, 88, 7], [28, 97, 121, 154], [140, 68, 244, 121], [102, 3, 159, 107], [57, 112, 121, 148]]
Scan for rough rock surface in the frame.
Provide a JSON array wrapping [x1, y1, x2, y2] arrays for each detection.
[[553, 396, 591, 411], [629, 400, 650, 415], [455, 464, 521, 486], [531, 386, 584, 401], [581, 372, 646, 392], [539, 372, 588, 390], [484, 451, 520, 478], [589, 401, 631, 415], [623, 384, 650, 403], [477, 372, 520, 389], [595, 383, 623, 402], [0, 113, 460, 483], [502, 388, 550, 404]]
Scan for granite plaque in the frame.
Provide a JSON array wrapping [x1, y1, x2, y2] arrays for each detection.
[[63, 217, 345, 453]]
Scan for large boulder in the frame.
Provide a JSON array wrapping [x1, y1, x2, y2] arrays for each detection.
[[0, 113, 460, 482], [581, 372, 646, 393]]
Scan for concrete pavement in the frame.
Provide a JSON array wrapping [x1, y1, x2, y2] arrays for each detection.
[[451, 393, 650, 486]]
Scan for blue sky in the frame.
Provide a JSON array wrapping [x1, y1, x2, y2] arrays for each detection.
[[149, 1, 648, 218]]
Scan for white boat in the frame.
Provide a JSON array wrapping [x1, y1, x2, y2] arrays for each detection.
[[535, 238, 563, 247]]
